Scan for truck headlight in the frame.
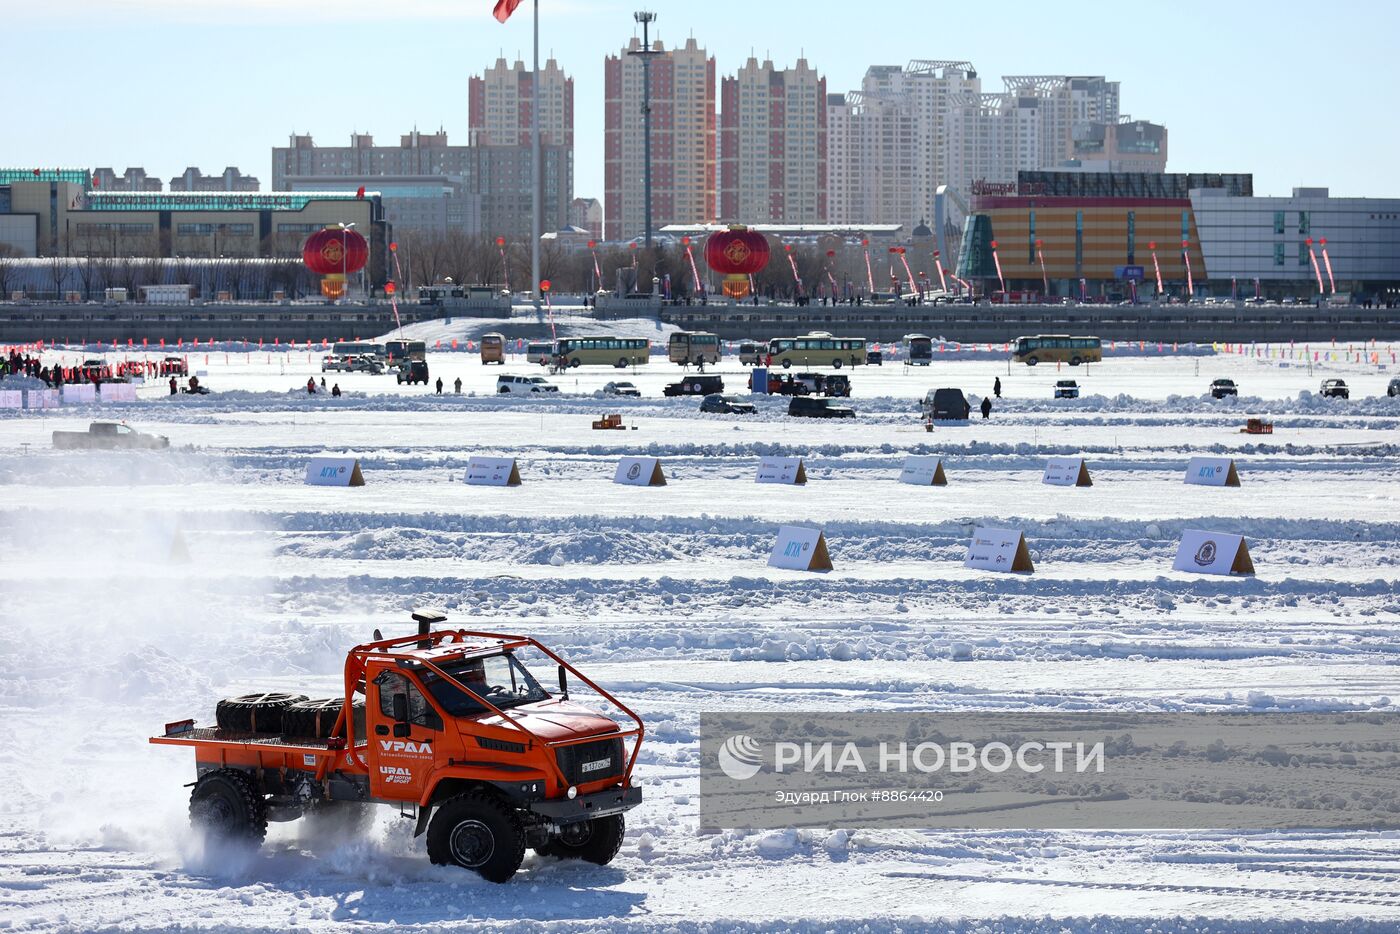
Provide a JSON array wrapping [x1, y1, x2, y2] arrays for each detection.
[[567, 786, 578, 799]]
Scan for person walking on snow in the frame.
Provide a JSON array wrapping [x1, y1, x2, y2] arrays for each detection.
[[435, 377, 443, 394], [307, 377, 316, 394], [454, 376, 462, 394], [994, 376, 1002, 398], [980, 396, 992, 419], [169, 376, 177, 395], [331, 383, 341, 397]]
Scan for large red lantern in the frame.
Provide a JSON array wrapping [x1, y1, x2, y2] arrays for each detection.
[[303, 226, 369, 300], [704, 225, 770, 299]]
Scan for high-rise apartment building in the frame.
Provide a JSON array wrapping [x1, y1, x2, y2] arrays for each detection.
[[604, 36, 716, 242], [825, 62, 979, 226], [468, 56, 575, 240], [569, 197, 603, 238], [272, 131, 479, 235], [169, 167, 260, 192], [469, 56, 573, 148], [91, 167, 162, 192], [718, 57, 826, 224]]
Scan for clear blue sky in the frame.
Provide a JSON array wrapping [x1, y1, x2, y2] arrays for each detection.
[[7, 0, 1396, 199]]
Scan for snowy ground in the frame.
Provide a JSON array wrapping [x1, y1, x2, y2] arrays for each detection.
[[2, 340, 1399, 932]]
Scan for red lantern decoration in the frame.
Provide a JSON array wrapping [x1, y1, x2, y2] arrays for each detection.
[[495, 236, 506, 247], [704, 225, 771, 299], [385, 281, 397, 296], [540, 279, 551, 293], [826, 250, 835, 258], [302, 227, 369, 300], [587, 240, 597, 249]]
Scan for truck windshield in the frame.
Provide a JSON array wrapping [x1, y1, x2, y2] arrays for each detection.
[[421, 652, 550, 716]]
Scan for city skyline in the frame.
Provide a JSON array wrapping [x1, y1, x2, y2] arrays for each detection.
[[7, 0, 1397, 204]]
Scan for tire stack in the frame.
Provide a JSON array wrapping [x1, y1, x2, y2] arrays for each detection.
[[215, 692, 308, 733], [282, 697, 366, 740]]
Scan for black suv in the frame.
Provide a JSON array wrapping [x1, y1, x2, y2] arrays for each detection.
[[396, 360, 430, 385], [663, 375, 724, 397], [1210, 378, 1238, 399], [699, 394, 756, 414], [1320, 378, 1349, 399], [789, 396, 855, 419]]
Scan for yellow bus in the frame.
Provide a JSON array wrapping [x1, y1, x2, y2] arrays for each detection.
[[766, 332, 867, 368], [555, 336, 651, 368], [1011, 335, 1103, 366], [668, 331, 722, 365], [480, 332, 506, 364]]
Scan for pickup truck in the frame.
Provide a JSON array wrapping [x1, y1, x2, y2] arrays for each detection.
[[53, 421, 170, 450]]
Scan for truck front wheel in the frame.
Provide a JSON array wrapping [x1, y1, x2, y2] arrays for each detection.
[[536, 813, 625, 866], [189, 768, 267, 847], [426, 791, 525, 883]]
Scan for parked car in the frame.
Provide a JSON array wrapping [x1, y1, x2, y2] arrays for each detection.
[[322, 354, 354, 373], [794, 372, 852, 397], [700, 394, 756, 415], [789, 396, 855, 419], [1388, 377, 1400, 397], [1320, 378, 1350, 399], [1210, 378, 1238, 399], [603, 381, 641, 397], [867, 350, 884, 366], [396, 360, 430, 385], [497, 374, 558, 394], [350, 354, 384, 375], [663, 375, 724, 397], [921, 388, 971, 420], [737, 342, 764, 365], [1054, 379, 1080, 399]]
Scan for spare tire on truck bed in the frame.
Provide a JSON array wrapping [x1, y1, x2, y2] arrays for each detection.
[[282, 697, 366, 740], [215, 692, 308, 733]]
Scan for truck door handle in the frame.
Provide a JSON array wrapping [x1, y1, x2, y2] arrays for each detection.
[[375, 725, 389, 735]]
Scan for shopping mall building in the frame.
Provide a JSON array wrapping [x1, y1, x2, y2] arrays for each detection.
[[956, 171, 1400, 301], [0, 169, 389, 284]]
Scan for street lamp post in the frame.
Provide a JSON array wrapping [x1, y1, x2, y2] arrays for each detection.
[[339, 222, 356, 304], [629, 11, 658, 248]]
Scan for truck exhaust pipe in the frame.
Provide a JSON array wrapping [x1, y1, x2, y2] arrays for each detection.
[[410, 608, 448, 650]]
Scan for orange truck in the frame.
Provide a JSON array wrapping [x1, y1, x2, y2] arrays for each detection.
[[151, 610, 643, 882]]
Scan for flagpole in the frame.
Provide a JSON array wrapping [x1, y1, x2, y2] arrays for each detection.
[[530, 0, 541, 310]]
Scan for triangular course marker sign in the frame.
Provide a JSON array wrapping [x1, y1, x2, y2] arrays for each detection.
[[964, 526, 1035, 573], [899, 455, 948, 486], [756, 457, 807, 484], [1043, 457, 1092, 487], [614, 456, 666, 486], [465, 456, 523, 486], [1173, 529, 1255, 576], [304, 456, 366, 487], [1184, 456, 1241, 487], [768, 525, 833, 571]]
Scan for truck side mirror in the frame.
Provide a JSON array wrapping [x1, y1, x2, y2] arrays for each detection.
[[392, 693, 408, 723], [557, 665, 569, 700]]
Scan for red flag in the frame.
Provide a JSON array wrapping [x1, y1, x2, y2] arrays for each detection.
[[355, 185, 366, 199], [493, 0, 523, 22]]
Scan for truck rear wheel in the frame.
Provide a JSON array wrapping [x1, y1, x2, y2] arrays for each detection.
[[189, 769, 266, 846], [426, 791, 525, 883], [216, 692, 308, 733], [536, 814, 625, 865]]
